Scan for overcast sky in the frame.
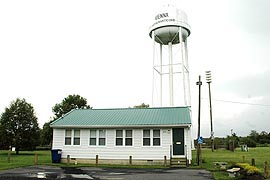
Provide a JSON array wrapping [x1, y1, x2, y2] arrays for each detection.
[[0, 0, 269, 138]]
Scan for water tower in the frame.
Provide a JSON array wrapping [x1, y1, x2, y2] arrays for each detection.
[[149, 4, 191, 107]]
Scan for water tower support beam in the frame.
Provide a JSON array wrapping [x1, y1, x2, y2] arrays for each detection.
[[151, 31, 156, 106], [168, 41, 174, 106], [179, 28, 187, 106], [160, 44, 163, 106], [184, 39, 191, 106]]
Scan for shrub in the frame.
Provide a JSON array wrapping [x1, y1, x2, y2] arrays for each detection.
[[241, 137, 257, 147], [235, 163, 264, 180]]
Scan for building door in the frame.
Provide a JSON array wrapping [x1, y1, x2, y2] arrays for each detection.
[[172, 128, 184, 155]]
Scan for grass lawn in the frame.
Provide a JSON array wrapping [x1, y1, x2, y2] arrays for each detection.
[[0, 147, 269, 179], [0, 150, 166, 170], [0, 150, 52, 171], [192, 147, 270, 179]]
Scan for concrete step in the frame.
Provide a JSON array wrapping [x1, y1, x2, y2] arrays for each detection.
[[170, 158, 187, 168]]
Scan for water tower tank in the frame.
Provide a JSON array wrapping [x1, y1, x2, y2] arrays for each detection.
[[149, 4, 191, 45]]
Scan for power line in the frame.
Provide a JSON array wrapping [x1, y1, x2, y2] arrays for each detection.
[[211, 99, 270, 107]]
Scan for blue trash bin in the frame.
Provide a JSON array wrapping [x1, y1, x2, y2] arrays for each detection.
[[51, 149, 62, 163]]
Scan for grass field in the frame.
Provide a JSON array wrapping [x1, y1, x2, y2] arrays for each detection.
[[0, 150, 51, 171], [0, 147, 269, 179], [0, 150, 165, 170], [192, 147, 270, 179]]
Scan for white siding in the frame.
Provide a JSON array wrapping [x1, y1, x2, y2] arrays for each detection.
[[52, 127, 192, 161], [184, 127, 192, 162], [52, 129, 65, 149]]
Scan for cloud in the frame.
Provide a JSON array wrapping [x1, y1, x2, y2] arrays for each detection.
[[228, 0, 270, 35], [207, 69, 270, 137], [216, 69, 270, 99], [229, 100, 270, 136]]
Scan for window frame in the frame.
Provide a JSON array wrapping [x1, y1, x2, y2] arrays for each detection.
[[116, 130, 123, 146], [115, 129, 133, 147], [125, 130, 133, 146], [65, 129, 72, 145], [142, 129, 161, 147], [73, 129, 81, 146], [64, 129, 81, 146], [153, 129, 161, 146], [143, 129, 151, 146], [88, 129, 107, 146], [98, 129, 106, 146], [89, 129, 97, 146]]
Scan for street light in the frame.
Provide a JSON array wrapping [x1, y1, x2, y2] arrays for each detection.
[[206, 71, 214, 152]]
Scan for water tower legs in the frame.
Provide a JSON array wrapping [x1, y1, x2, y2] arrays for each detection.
[[151, 28, 191, 107], [184, 40, 191, 106], [168, 42, 174, 106], [160, 44, 163, 106]]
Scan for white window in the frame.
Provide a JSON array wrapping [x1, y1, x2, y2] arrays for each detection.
[[143, 129, 151, 146], [73, 130, 80, 145], [116, 130, 123, 146], [125, 130, 133, 146], [90, 130, 97, 146], [143, 129, 161, 146], [153, 129, 160, 146], [89, 129, 106, 146], [99, 130, 106, 146], [115, 130, 133, 146], [65, 129, 80, 145], [65, 129, 72, 145]]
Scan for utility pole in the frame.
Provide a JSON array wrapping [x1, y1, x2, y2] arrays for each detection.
[[206, 71, 214, 152], [196, 75, 202, 166]]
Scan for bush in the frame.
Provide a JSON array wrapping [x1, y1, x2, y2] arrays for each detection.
[[225, 134, 240, 151], [241, 137, 257, 147], [256, 143, 270, 147], [235, 163, 264, 180]]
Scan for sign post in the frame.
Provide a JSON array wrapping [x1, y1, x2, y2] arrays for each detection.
[[198, 136, 204, 144]]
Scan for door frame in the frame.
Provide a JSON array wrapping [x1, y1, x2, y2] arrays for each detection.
[[171, 128, 185, 158]]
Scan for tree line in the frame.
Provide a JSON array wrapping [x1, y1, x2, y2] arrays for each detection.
[[0, 94, 149, 154], [201, 130, 270, 150]]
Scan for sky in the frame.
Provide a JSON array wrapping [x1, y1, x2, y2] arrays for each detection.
[[0, 0, 269, 138]]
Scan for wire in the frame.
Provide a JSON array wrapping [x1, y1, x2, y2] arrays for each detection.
[[211, 98, 270, 107]]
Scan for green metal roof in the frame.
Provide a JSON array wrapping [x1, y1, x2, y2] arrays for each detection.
[[50, 107, 191, 128]]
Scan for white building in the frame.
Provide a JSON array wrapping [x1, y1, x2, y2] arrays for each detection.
[[50, 107, 192, 166]]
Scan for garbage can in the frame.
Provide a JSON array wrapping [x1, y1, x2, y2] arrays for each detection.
[[51, 149, 62, 163]]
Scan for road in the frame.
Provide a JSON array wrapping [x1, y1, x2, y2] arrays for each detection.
[[0, 165, 214, 180]]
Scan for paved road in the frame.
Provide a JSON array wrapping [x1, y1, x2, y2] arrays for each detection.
[[0, 165, 214, 180], [83, 167, 214, 180]]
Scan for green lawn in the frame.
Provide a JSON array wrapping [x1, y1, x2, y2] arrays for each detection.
[[0, 150, 51, 171], [0, 147, 269, 180], [192, 147, 270, 179]]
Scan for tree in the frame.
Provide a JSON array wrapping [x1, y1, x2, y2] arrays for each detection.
[[258, 131, 270, 144], [52, 94, 92, 119], [40, 120, 54, 146], [133, 103, 150, 108], [225, 133, 240, 151], [0, 98, 40, 154], [248, 130, 259, 142], [40, 94, 91, 146], [0, 123, 9, 150], [241, 137, 256, 147]]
